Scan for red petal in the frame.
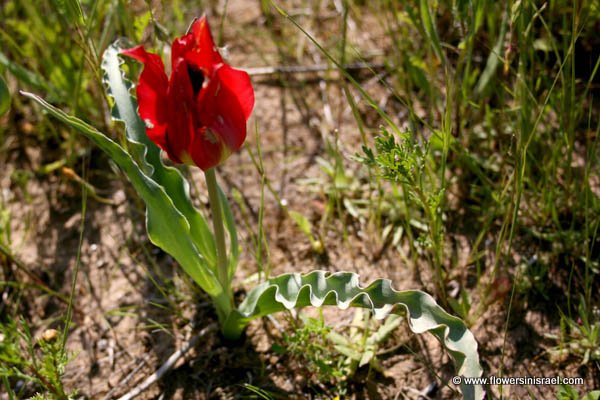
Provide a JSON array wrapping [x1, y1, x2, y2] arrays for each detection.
[[217, 65, 254, 121], [191, 16, 223, 64], [171, 35, 194, 70], [175, 17, 222, 80], [202, 65, 254, 151], [188, 128, 225, 171], [120, 46, 170, 153], [165, 58, 198, 163]]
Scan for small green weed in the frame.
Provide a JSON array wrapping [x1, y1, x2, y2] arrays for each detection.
[[0, 318, 75, 399], [546, 298, 600, 365], [274, 309, 403, 396], [359, 128, 447, 300], [556, 384, 600, 400], [274, 313, 348, 395]]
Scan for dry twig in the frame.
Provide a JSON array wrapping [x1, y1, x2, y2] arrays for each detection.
[[117, 323, 218, 400], [243, 62, 385, 76]]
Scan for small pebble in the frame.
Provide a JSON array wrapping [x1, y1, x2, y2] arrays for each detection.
[[41, 328, 59, 342]]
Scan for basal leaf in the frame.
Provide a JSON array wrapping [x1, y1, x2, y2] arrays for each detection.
[[101, 42, 217, 269], [21, 92, 225, 304], [224, 270, 483, 400]]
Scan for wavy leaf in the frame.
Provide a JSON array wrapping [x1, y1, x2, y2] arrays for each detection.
[[21, 92, 228, 313], [224, 270, 483, 400], [101, 42, 217, 269]]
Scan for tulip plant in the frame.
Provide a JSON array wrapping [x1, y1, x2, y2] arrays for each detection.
[[23, 16, 483, 399]]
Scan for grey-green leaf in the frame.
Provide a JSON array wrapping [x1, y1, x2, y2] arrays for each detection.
[[224, 270, 483, 400], [21, 91, 224, 301], [101, 42, 217, 269]]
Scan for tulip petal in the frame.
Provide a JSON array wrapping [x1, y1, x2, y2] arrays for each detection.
[[188, 127, 226, 171], [191, 16, 223, 65], [176, 16, 222, 84], [205, 65, 254, 151], [217, 65, 254, 121], [121, 46, 169, 152], [165, 58, 198, 164], [171, 35, 194, 70]]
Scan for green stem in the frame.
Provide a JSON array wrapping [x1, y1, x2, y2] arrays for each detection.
[[205, 168, 232, 309]]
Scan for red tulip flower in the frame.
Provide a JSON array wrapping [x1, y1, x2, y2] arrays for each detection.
[[122, 16, 254, 171]]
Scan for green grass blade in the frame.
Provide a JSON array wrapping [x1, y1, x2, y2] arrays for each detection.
[[224, 270, 483, 400], [474, 4, 509, 96], [51, 0, 84, 24], [0, 75, 10, 116], [419, 0, 445, 63], [0, 51, 51, 93], [21, 91, 224, 301], [101, 42, 217, 269]]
